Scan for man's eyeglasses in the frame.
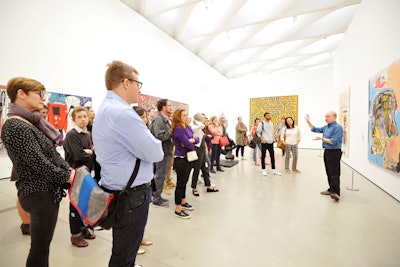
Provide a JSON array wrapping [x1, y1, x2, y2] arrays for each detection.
[[32, 90, 46, 99], [122, 78, 143, 89]]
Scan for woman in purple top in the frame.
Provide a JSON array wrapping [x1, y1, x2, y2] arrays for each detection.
[[172, 109, 199, 219]]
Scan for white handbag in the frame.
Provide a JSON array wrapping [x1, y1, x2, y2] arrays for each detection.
[[186, 150, 198, 162]]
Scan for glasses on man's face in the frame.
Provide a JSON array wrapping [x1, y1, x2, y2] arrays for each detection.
[[32, 90, 46, 99], [122, 78, 142, 89]]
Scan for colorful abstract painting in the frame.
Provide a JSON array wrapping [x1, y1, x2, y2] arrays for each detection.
[[46, 92, 92, 135], [368, 58, 400, 174], [138, 93, 189, 113], [250, 95, 298, 135], [339, 87, 350, 157]]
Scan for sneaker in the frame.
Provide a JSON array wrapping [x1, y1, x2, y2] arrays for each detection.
[[152, 201, 169, 208], [181, 202, 194, 211], [137, 248, 145, 255], [161, 197, 169, 203], [271, 169, 282, 176], [174, 210, 191, 219], [320, 190, 331, 195], [330, 193, 340, 201], [286, 169, 291, 174], [262, 169, 267, 176], [292, 169, 301, 173], [241, 156, 246, 160]]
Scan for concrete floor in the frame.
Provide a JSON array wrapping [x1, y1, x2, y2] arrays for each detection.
[[0, 148, 399, 267]]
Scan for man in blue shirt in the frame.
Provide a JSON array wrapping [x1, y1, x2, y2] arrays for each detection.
[[305, 111, 343, 201], [92, 60, 163, 267]]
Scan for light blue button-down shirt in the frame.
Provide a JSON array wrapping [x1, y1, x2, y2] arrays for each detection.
[[92, 91, 163, 190]]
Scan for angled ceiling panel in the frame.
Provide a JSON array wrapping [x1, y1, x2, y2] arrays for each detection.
[[122, 0, 362, 78]]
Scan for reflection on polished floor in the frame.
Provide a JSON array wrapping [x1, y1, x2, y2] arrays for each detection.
[[0, 148, 399, 267]]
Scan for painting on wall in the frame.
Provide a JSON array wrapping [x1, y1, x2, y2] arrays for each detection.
[[339, 87, 350, 157], [368, 58, 400, 174], [46, 92, 92, 135], [249, 95, 298, 135], [138, 93, 189, 113]]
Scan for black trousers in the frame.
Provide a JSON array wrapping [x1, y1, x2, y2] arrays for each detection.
[[191, 137, 211, 188], [323, 149, 342, 195]]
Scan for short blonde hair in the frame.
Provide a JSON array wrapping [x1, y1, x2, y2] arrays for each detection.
[[105, 60, 138, 90]]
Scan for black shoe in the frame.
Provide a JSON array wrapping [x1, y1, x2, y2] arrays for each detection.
[[217, 169, 224, 172], [330, 193, 340, 201], [174, 210, 191, 219], [192, 188, 200, 196], [206, 187, 219, 193], [210, 169, 216, 173], [181, 202, 194, 211]]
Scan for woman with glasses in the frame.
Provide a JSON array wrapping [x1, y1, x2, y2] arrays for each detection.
[[1, 77, 74, 267]]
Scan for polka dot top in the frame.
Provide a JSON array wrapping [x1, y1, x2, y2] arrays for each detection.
[[1, 118, 71, 203]]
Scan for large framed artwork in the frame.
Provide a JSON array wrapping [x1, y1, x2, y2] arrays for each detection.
[[138, 93, 189, 113], [250, 95, 298, 135], [46, 92, 92, 135], [339, 87, 350, 157], [368, 58, 400, 174]]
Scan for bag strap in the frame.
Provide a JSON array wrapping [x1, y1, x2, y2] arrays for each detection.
[[121, 159, 141, 194]]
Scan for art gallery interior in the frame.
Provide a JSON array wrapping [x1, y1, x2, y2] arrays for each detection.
[[0, 0, 399, 266]]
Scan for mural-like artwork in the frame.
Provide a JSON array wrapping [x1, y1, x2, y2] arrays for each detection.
[[249, 95, 298, 135], [368, 58, 400, 174], [138, 93, 189, 113], [46, 92, 92, 135], [339, 87, 350, 157]]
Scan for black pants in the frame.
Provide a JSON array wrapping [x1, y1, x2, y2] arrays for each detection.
[[19, 192, 59, 267], [323, 149, 342, 195], [191, 138, 211, 188], [261, 143, 276, 170], [174, 157, 192, 205], [236, 145, 245, 157]]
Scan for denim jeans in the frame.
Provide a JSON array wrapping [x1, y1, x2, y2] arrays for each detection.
[[210, 144, 222, 170], [109, 185, 152, 267], [153, 152, 170, 203], [19, 191, 60, 267]]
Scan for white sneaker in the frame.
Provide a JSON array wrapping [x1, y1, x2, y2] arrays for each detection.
[[241, 156, 246, 160], [137, 248, 145, 255], [271, 169, 282, 176], [262, 170, 267, 176]]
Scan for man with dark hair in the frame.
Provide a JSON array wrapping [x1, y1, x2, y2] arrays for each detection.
[[93, 60, 163, 266], [150, 98, 173, 207], [256, 112, 282, 176]]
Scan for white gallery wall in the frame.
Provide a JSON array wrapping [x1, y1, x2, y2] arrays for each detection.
[[0, 0, 228, 116], [333, 0, 400, 200]]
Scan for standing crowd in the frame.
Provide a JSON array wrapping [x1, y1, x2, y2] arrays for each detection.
[[1, 60, 343, 267]]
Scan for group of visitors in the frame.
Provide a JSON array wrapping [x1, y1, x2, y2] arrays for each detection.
[[1, 59, 343, 267]]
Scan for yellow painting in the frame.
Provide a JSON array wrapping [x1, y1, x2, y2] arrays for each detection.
[[250, 95, 298, 135]]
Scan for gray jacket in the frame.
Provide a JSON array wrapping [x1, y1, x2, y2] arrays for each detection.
[[150, 112, 173, 155]]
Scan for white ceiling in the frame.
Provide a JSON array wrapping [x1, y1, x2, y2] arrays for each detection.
[[122, 0, 362, 79]]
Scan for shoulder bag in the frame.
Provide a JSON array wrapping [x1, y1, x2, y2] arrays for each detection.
[[69, 159, 141, 230]]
